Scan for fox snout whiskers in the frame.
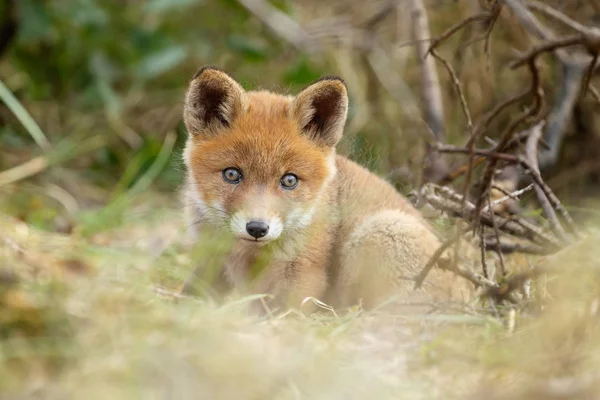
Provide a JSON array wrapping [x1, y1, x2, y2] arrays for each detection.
[[230, 212, 284, 243]]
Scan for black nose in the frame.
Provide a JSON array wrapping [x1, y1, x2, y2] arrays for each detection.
[[246, 220, 269, 239]]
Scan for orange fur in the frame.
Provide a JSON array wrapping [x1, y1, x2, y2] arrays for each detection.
[[181, 67, 471, 314]]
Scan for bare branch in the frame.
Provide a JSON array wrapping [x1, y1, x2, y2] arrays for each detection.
[[413, 226, 471, 290], [510, 35, 584, 69], [420, 184, 562, 247], [425, 13, 493, 55], [526, 1, 591, 34], [484, 240, 553, 255], [525, 122, 567, 240], [411, 0, 446, 141], [431, 49, 473, 130], [538, 62, 585, 170], [483, 183, 534, 212]]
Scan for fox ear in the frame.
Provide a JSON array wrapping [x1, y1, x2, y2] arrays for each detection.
[[184, 66, 245, 136], [291, 77, 348, 147]]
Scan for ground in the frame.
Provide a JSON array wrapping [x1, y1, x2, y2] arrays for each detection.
[[1, 192, 600, 399]]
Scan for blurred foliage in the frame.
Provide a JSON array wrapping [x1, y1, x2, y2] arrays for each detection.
[[0, 0, 329, 231], [0, 0, 325, 184], [1, 0, 600, 233]]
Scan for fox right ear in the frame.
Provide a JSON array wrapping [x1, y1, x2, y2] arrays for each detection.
[[291, 76, 348, 148], [183, 67, 245, 136]]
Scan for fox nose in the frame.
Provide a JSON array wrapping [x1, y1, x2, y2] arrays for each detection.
[[246, 220, 269, 239]]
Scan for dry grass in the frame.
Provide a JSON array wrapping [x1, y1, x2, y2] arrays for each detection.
[[1, 194, 599, 399]]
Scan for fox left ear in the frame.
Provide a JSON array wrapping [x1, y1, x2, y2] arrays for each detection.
[[290, 77, 348, 148], [183, 66, 245, 137]]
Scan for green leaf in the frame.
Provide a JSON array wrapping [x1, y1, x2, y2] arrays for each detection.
[[282, 58, 321, 85], [226, 35, 267, 62], [17, 0, 53, 42], [145, 0, 199, 13], [136, 46, 187, 80]]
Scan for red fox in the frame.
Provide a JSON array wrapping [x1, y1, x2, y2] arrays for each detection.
[[181, 67, 469, 314]]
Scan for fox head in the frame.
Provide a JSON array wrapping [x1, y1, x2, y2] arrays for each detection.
[[182, 67, 348, 244]]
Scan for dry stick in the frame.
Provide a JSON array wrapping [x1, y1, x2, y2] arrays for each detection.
[[422, 8, 491, 202], [495, 5, 584, 191], [484, 3, 502, 69], [473, 59, 544, 234], [438, 258, 501, 292], [464, 89, 530, 149], [504, 0, 594, 74], [421, 184, 562, 247], [582, 53, 599, 96], [434, 143, 519, 163], [412, 0, 446, 141], [504, 0, 555, 40], [524, 122, 567, 240], [589, 84, 600, 104], [487, 194, 507, 276], [422, 8, 483, 272], [457, 88, 530, 204], [427, 48, 474, 273], [430, 49, 473, 130], [517, 155, 580, 236], [538, 62, 585, 170], [437, 156, 487, 185], [413, 226, 472, 290], [483, 263, 554, 301], [435, 127, 537, 185], [510, 35, 585, 69], [484, 240, 552, 255], [480, 225, 488, 278], [526, 1, 591, 34], [483, 183, 534, 212], [425, 13, 493, 56]]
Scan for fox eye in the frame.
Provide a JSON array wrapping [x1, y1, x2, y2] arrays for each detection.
[[280, 173, 298, 190], [223, 167, 242, 184]]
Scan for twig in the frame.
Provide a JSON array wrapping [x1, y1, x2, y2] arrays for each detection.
[[524, 121, 567, 240], [538, 62, 585, 170], [472, 59, 544, 233], [425, 13, 493, 55], [484, 240, 554, 255], [480, 225, 488, 278], [421, 184, 562, 247], [434, 143, 520, 163], [411, 0, 446, 140], [438, 256, 501, 291], [482, 263, 554, 300], [518, 155, 580, 236], [413, 226, 471, 289], [589, 84, 600, 104], [526, 1, 591, 34], [482, 183, 534, 212], [430, 49, 473, 130], [487, 194, 506, 277], [510, 34, 584, 69], [484, 3, 502, 69], [582, 53, 598, 96]]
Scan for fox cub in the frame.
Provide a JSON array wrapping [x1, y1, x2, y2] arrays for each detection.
[[181, 67, 468, 313]]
